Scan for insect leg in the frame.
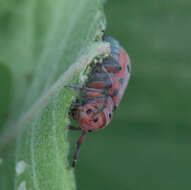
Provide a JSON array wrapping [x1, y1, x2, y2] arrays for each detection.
[[68, 125, 81, 131], [72, 131, 87, 167], [65, 85, 104, 93], [86, 95, 106, 100]]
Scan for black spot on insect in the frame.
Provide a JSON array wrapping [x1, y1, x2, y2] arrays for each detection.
[[108, 113, 112, 118], [127, 64, 130, 73], [113, 89, 119, 96], [113, 105, 117, 111], [86, 109, 92, 114], [112, 64, 122, 72], [119, 78, 124, 85], [88, 130, 92, 132], [93, 118, 99, 122]]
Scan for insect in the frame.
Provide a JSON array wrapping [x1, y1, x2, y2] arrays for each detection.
[[65, 36, 131, 167]]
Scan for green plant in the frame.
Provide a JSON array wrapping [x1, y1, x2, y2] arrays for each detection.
[[0, 0, 107, 189]]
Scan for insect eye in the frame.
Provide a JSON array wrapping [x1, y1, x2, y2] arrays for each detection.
[[108, 113, 112, 118], [93, 118, 99, 122], [86, 109, 92, 114]]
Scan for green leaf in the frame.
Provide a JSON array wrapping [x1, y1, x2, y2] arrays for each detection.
[[0, 0, 108, 189]]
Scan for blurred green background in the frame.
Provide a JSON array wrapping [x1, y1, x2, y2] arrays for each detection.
[[1, 0, 191, 189], [76, 0, 191, 189]]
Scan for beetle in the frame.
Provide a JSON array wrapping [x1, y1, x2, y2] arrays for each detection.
[[65, 37, 131, 167]]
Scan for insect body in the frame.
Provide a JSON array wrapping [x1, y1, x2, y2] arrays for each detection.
[[66, 37, 131, 167]]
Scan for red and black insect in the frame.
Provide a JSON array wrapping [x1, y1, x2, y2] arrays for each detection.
[[66, 37, 131, 167]]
